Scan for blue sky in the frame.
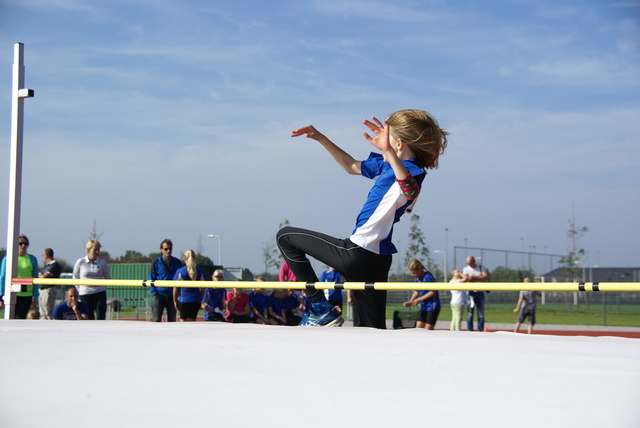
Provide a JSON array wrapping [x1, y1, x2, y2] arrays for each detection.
[[0, 0, 638, 276]]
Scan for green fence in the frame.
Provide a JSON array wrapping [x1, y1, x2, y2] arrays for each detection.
[[107, 264, 151, 309]]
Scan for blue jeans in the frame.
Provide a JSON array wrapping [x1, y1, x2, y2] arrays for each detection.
[[466, 291, 485, 331]]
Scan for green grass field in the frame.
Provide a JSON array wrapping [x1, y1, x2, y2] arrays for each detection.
[[3, 303, 639, 327], [386, 303, 640, 327]]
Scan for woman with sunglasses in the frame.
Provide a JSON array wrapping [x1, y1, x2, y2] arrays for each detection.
[[0, 234, 39, 318]]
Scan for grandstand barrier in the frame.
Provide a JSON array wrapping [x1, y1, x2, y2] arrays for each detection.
[[11, 277, 640, 292]]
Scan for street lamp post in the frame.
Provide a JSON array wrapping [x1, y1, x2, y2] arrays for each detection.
[[207, 234, 221, 266], [444, 228, 449, 278], [434, 250, 447, 282]]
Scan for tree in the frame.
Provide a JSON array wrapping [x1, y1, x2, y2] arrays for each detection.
[[195, 253, 215, 268], [559, 214, 589, 280], [196, 234, 205, 256], [403, 215, 442, 280], [86, 219, 113, 262], [241, 268, 255, 281], [404, 215, 429, 264], [261, 241, 280, 275], [117, 250, 151, 263], [98, 251, 114, 263], [88, 219, 103, 240], [260, 219, 290, 276], [56, 258, 74, 273], [490, 266, 533, 282]]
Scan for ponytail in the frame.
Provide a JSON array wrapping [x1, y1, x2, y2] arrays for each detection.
[[184, 249, 198, 281]]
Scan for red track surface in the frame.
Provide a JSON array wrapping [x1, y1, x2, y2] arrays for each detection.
[[118, 317, 640, 338], [494, 329, 640, 338]]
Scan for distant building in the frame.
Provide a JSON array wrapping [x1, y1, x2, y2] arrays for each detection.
[[223, 267, 254, 281], [539, 267, 640, 283]]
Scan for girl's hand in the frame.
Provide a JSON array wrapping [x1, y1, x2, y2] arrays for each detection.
[[291, 125, 322, 140], [362, 117, 391, 153]]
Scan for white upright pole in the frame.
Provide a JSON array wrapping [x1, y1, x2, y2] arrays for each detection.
[[443, 251, 448, 283], [3, 43, 34, 319], [207, 234, 222, 266]]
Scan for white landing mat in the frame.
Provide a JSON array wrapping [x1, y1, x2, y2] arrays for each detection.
[[1, 321, 638, 427]]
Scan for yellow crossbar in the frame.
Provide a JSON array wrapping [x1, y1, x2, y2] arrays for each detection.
[[24, 278, 640, 292]]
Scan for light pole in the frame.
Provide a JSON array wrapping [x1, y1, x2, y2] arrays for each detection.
[[444, 228, 449, 277], [434, 250, 447, 282], [207, 234, 221, 266]]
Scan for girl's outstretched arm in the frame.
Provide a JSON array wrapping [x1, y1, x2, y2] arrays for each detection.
[[291, 125, 361, 175]]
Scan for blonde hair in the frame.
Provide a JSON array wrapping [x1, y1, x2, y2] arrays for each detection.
[[184, 249, 198, 281], [407, 259, 425, 272], [387, 109, 448, 170], [85, 239, 101, 253]]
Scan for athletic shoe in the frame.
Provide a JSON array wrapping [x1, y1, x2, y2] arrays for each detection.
[[299, 300, 344, 327]]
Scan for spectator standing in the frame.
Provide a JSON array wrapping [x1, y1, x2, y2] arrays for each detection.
[[52, 287, 88, 320], [0, 234, 39, 319], [148, 239, 182, 322], [513, 278, 541, 334], [202, 269, 227, 322], [73, 239, 110, 320], [402, 259, 440, 330], [173, 249, 205, 322], [448, 269, 467, 331], [463, 255, 489, 332], [279, 260, 297, 282], [38, 248, 61, 320]]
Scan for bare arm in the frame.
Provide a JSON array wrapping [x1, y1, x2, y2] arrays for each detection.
[[403, 291, 419, 308], [173, 287, 180, 310], [513, 295, 523, 313], [70, 301, 88, 320], [412, 291, 436, 304], [291, 125, 362, 175]]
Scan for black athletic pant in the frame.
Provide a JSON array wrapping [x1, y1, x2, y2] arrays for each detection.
[[276, 226, 391, 329], [14, 296, 33, 319], [80, 290, 107, 320]]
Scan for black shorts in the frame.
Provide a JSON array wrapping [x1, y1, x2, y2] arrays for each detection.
[[179, 302, 200, 320], [418, 309, 440, 325], [517, 307, 536, 325]]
